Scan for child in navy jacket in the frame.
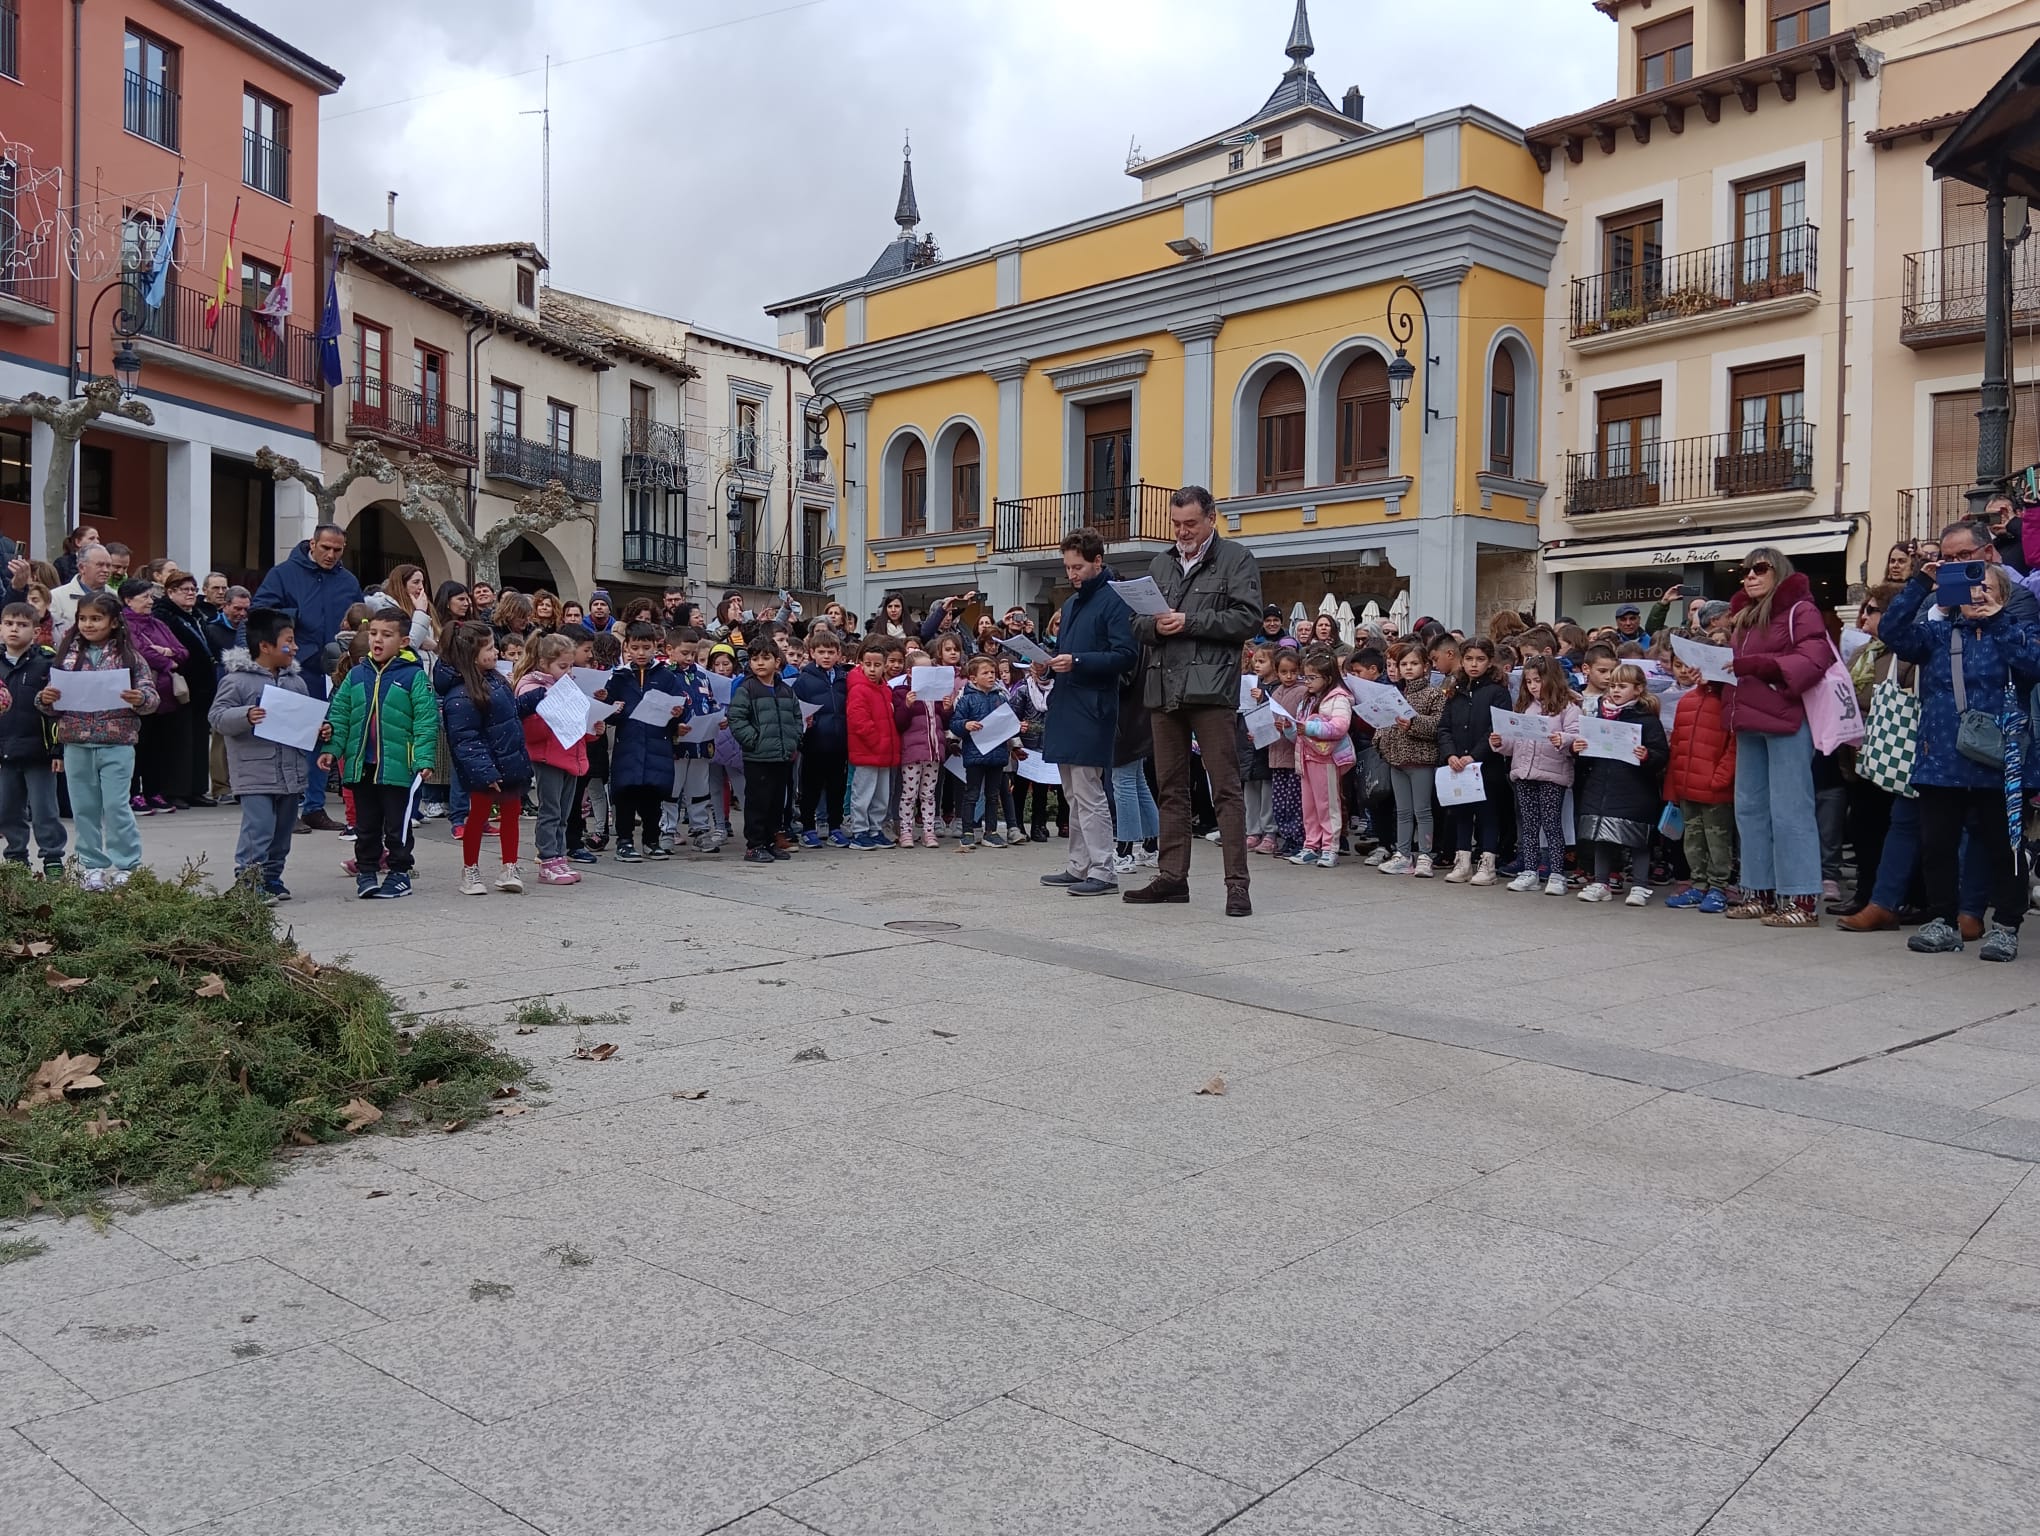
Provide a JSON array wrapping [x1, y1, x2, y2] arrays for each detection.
[[603, 620, 687, 862], [439, 619, 535, 895]]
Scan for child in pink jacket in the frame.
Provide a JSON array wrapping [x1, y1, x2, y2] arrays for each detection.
[[1289, 649, 1355, 868], [1488, 655, 1581, 895]]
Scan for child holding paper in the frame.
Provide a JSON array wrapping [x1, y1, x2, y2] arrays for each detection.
[[1660, 654, 1737, 912], [1238, 645, 1276, 854], [1436, 638, 1512, 886], [667, 627, 725, 854], [1267, 647, 1310, 857], [845, 637, 902, 850], [1491, 656, 1580, 895], [323, 611, 439, 899], [1570, 663, 1669, 906], [893, 648, 951, 847], [1372, 643, 1446, 877], [950, 653, 1014, 849], [604, 620, 686, 862], [1288, 648, 1355, 868], [209, 608, 311, 902], [37, 593, 156, 889], [515, 633, 597, 886], [570, 630, 621, 858], [793, 628, 851, 847], [439, 620, 534, 895]]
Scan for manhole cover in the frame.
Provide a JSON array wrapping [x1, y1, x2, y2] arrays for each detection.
[[884, 920, 961, 933]]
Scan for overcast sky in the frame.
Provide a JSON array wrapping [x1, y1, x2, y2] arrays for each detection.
[[236, 0, 1613, 344]]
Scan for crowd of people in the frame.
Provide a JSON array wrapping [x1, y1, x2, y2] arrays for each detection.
[[3, 487, 2037, 958]]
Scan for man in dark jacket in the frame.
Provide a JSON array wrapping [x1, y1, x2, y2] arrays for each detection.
[[1123, 486, 1263, 916], [252, 524, 363, 829], [1039, 530, 1135, 897]]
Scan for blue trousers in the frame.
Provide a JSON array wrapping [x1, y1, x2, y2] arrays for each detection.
[[0, 761, 65, 868], [64, 744, 141, 871], [233, 792, 296, 888], [299, 670, 331, 815], [1732, 722, 1821, 896], [1871, 793, 1992, 916]]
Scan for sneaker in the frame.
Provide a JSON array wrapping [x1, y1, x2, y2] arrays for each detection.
[[1364, 846, 1392, 867], [1625, 885, 1653, 908], [356, 872, 382, 900], [1470, 854, 1499, 887], [829, 828, 852, 848], [1113, 851, 1136, 874], [1288, 849, 1320, 866], [1030, 826, 1051, 843], [744, 847, 775, 864], [496, 863, 524, 893], [1664, 886, 1704, 909], [921, 832, 937, 848], [1042, 871, 1085, 887], [568, 847, 599, 864], [1507, 869, 1541, 893], [801, 830, 823, 849], [149, 795, 175, 815], [1545, 873, 1569, 896], [1908, 917, 1964, 954], [1413, 854, 1434, 878], [264, 881, 291, 902], [450, 823, 466, 841], [1822, 878, 1843, 903], [131, 795, 153, 816], [643, 844, 671, 860], [1578, 882, 1612, 902], [983, 832, 1007, 849], [1137, 846, 1159, 867], [860, 832, 892, 850], [379, 872, 412, 899], [79, 868, 108, 892], [1379, 853, 1411, 875], [614, 842, 641, 863], [1980, 925, 2019, 963], [769, 846, 791, 861], [1443, 851, 1474, 884], [538, 859, 579, 886], [1203, 828, 1223, 842], [898, 832, 915, 849], [460, 865, 486, 896], [1317, 851, 1338, 870], [1068, 877, 1119, 896], [1698, 888, 1728, 914], [960, 833, 978, 850]]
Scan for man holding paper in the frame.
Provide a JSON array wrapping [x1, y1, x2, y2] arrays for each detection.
[[1122, 486, 1263, 917], [1037, 528, 1135, 897]]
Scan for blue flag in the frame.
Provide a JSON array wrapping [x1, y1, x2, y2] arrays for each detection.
[[317, 266, 344, 388], [142, 176, 182, 311]]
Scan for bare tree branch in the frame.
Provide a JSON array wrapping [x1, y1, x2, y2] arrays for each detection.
[[253, 440, 398, 528], [396, 465, 590, 590], [0, 379, 155, 555]]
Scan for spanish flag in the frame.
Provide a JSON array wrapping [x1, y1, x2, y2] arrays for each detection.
[[205, 197, 239, 332]]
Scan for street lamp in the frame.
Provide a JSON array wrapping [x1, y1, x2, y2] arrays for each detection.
[[802, 392, 849, 469], [83, 280, 148, 400], [113, 339, 142, 397], [1384, 282, 1438, 433]]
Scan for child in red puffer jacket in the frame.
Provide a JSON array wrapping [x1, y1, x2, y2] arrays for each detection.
[[1661, 655, 1736, 911]]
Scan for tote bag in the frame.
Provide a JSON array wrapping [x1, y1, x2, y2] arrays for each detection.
[[1857, 675, 1920, 798], [1788, 606, 1866, 755]]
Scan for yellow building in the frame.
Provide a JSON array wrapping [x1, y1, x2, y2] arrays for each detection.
[[768, 2, 1564, 630]]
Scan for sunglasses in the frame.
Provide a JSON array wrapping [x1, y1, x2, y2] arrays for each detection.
[[1859, 604, 1881, 616], [1740, 561, 1774, 578]]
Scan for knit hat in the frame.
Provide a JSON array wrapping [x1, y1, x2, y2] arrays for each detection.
[[1263, 604, 1284, 619], [588, 588, 611, 604]]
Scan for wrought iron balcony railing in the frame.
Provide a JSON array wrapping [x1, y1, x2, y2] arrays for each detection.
[[726, 547, 785, 589], [790, 550, 827, 593], [348, 380, 477, 464], [124, 70, 179, 151], [1898, 484, 1975, 545], [1571, 225, 1818, 340], [484, 432, 602, 501], [127, 277, 319, 390], [1901, 240, 2040, 346], [242, 128, 288, 200], [0, 220, 57, 315], [993, 483, 1179, 553], [623, 530, 688, 577], [622, 418, 686, 490], [1564, 425, 1815, 515]]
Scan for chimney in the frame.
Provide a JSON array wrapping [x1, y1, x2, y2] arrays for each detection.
[[385, 191, 398, 234], [1342, 87, 1364, 121]]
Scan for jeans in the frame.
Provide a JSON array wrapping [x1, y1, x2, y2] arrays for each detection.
[[450, 775, 470, 831], [1389, 763, 1434, 855], [233, 791, 296, 887], [0, 761, 65, 868], [960, 762, 1000, 835], [532, 763, 577, 862], [1059, 763, 1113, 880], [1112, 761, 1159, 843], [64, 744, 141, 871], [850, 765, 895, 836], [1732, 722, 1820, 896], [300, 670, 330, 815]]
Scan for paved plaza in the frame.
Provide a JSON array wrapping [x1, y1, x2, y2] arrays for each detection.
[[4, 806, 2039, 1535]]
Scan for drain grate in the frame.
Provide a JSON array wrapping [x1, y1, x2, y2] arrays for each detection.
[[884, 920, 961, 934]]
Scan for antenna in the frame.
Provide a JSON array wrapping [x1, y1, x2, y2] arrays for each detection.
[[1125, 134, 1144, 170], [518, 55, 551, 282]]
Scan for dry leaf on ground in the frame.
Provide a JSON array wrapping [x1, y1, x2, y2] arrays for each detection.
[[289, 1128, 318, 1146], [570, 1043, 618, 1061], [1194, 1076, 1227, 1096], [43, 966, 88, 993], [83, 1110, 128, 1138], [513, 1026, 537, 1035], [338, 1098, 383, 1134], [18, 1052, 105, 1109], [671, 1089, 708, 1100], [4, 940, 53, 958], [490, 1085, 520, 1099], [440, 1118, 467, 1133], [194, 973, 228, 999]]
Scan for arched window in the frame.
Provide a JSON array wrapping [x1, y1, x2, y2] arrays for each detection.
[[1256, 369, 1306, 493], [1489, 348, 1517, 476], [951, 429, 981, 531], [901, 439, 927, 536], [1336, 353, 1390, 482]]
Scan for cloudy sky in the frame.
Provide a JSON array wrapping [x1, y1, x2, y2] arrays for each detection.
[[238, 0, 1613, 344]]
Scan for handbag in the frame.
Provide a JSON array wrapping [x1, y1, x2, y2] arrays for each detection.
[[1787, 605, 1865, 755], [1858, 673, 1920, 798], [1949, 629, 2006, 769], [170, 673, 190, 704]]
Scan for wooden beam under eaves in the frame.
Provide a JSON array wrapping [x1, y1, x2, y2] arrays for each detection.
[[1594, 123, 1617, 155], [1663, 100, 1684, 134], [1735, 77, 1760, 112], [1626, 111, 1650, 146], [1773, 65, 1797, 104], [1813, 52, 1836, 92], [1698, 90, 1721, 124]]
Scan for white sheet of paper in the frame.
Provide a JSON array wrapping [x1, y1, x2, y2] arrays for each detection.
[[1239, 675, 1269, 712], [1243, 703, 1282, 749], [1490, 707, 1556, 745], [1670, 634, 1737, 685], [535, 679, 594, 751], [1839, 626, 1874, 663], [1107, 576, 1171, 617], [493, 659, 514, 676], [584, 698, 621, 725], [942, 753, 967, 782], [999, 634, 1054, 667], [1015, 749, 1060, 785], [970, 703, 1021, 752], [704, 669, 734, 705], [911, 665, 956, 701], [400, 771, 426, 830], [629, 690, 686, 727], [1269, 697, 1295, 724], [571, 667, 614, 699], [1434, 763, 1487, 805], [798, 700, 822, 724], [1350, 678, 1416, 730], [887, 674, 908, 690], [1578, 715, 1644, 762], [680, 710, 725, 744], [251, 683, 329, 751], [47, 667, 134, 714]]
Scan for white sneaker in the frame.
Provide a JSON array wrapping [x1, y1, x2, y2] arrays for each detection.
[[1413, 854, 1434, 878], [460, 865, 486, 896], [1507, 869, 1540, 893], [108, 869, 133, 888], [1544, 873, 1568, 896], [1379, 853, 1411, 875], [1113, 851, 1136, 875], [1203, 828, 1223, 842], [1444, 851, 1473, 884], [1364, 846, 1391, 867], [1625, 885, 1653, 907], [1471, 853, 1499, 887], [79, 868, 107, 893], [1137, 846, 1159, 867], [1578, 882, 1611, 902], [496, 863, 524, 893], [1317, 851, 1338, 870]]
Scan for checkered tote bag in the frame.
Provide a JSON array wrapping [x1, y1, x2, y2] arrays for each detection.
[[1857, 675, 1920, 798]]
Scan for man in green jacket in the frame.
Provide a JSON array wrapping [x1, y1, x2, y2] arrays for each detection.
[[1123, 485, 1263, 917]]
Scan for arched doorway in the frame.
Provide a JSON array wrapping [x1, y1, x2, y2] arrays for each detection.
[[346, 500, 430, 588], [500, 536, 570, 595]]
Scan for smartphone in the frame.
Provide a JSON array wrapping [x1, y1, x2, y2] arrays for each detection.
[[1936, 561, 1984, 609]]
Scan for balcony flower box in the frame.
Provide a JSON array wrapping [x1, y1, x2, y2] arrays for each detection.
[[1569, 475, 1661, 514], [1712, 447, 1811, 498]]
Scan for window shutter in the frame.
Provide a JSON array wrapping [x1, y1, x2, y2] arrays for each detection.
[[1260, 370, 1305, 415], [951, 430, 979, 467], [1730, 359, 1806, 402], [1637, 12, 1693, 54], [1940, 179, 1989, 248], [1596, 382, 1662, 425]]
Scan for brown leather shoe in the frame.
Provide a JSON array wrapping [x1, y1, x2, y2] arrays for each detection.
[[1122, 877, 1190, 905], [1225, 886, 1252, 918], [1960, 915, 1986, 942], [1837, 903, 1898, 933]]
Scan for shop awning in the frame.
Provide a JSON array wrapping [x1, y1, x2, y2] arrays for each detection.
[[1541, 518, 1855, 574]]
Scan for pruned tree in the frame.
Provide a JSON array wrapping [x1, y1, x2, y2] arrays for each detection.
[[0, 379, 155, 555], [397, 462, 587, 591], [253, 440, 399, 529]]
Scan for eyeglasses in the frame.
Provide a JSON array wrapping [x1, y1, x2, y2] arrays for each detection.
[[1859, 605, 1881, 616], [1741, 561, 1773, 578]]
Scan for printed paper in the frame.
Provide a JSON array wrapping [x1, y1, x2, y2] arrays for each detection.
[[1577, 715, 1644, 762], [251, 684, 329, 751], [1107, 576, 1171, 617]]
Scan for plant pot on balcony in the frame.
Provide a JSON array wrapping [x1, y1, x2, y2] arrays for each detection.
[[1569, 475, 1660, 514], [1713, 448, 1809, 497], [1736, 272, 1808, 304]]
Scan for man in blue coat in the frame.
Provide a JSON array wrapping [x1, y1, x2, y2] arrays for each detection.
[[252, 523, 363, 829], [1039, 527, 1136, 897]]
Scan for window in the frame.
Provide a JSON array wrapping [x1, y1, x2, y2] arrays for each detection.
[[1228, 149, 1245, 173], [1, 0, 18, 84], [491, 380, 522, 439], [240, 255, 277, 311], [901, 439, 927, 536], [735, 400, 761, 467], [1256, 370, 1306, 493], [1489, 348, 1517, 477], [78, 444, 113, 522], [1941, 178, 1988, 250], [516, 267, 535, 308], [353, 321, 388, 417], [951, 429, 981, 531], [123, 28, 179, 150], [805, 309, 826, 348], [1602, 203, 1664, 313], [628, 382, 654, 447], [1084, 398, 1132, 525], [1770, 0, 1830, 51], [1261, 135, 1283, 163], [547, 400, 574, 457], [0, 426, 27, 504], [413, 344, 446, 436], [1335, 353, 1391, 481], [1735, 168, 1809, 292], [1595, 384, 1662, 483], [1932, 386, 2040, 490], [1730, 360, 1806, 453], [1636, 12, 1693, 93], [241, 88, 289, 199]]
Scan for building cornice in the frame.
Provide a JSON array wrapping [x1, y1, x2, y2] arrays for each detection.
[[165, 0, 345, 93], [810, 189, 1565, 402], [982, 359, 1032, 383], [1170, 316, 1225, 344], [1044, 350, 1152, 393]]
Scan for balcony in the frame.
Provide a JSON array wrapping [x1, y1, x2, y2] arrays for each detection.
[[1565, 426, 1815, 518], [623, 529, 688, 578], [1898, 484, 1973, 545], [0, 222, 57, 324], [993, 483, 1179, 554], [799, 459, 834, 489], [126, 278, 320, 397], [123, 70, 179, 151], [727, 547, 785, 589], [484, 432, 601, 502], [790, 550, 827, 593], [242, 128, 289, 201], [1901, 240, 2040, 348], [348, 380, 477, 465], [1570, 226, 1818, 353], [621, 418, 685, 491]]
